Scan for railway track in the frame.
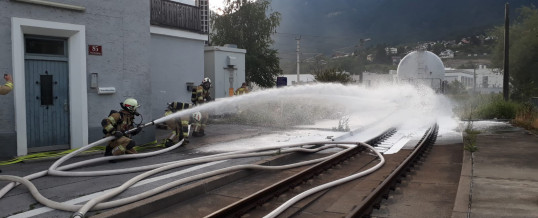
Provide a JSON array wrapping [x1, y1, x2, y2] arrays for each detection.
[[205, 124, 438, 218], [96, 124, 439, 218]]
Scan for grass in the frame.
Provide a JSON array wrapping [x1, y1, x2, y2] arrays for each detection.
[[463, 121, 480, 152], [451, 93, 523, 120], [449, 93, 538, 151], [511, 102, 538, 135]]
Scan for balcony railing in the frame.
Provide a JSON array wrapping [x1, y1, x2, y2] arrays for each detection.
[[150, 0, 202, 33]]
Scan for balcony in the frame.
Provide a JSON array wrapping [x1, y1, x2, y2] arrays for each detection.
[[150, 0, 202, 33]]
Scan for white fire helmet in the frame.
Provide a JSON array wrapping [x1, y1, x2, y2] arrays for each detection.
[[123, 98, 140, 113], [192, 112, 202, 122]]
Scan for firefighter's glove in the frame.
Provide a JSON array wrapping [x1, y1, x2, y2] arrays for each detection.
[[164, 139, 174, 148], [131, 126, 142, 136], [113, 131, 124, 139]]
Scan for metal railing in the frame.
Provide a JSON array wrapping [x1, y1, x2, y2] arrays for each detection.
[[150, 0, 201, 32]]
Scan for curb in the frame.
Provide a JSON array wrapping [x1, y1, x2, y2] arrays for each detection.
[[451, 149, 472, 218]]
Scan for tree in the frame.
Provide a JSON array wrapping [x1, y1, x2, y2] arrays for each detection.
[[314, 68, 353, 84], [430, 43, 445, 55], [490, 6, 538, 101], [373, 44, 391, 64], [445, 80, 467, 95], [210, 0, 282, 87]]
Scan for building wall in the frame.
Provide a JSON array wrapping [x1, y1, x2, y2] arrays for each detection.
[[204, 46, 246, 99], [445, 66, 503, 94], [150, 33, 205, 120], [0, 0, 152, 157], [360, 72, 396, 87]]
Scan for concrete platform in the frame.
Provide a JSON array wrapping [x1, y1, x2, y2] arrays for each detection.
[[452, 121, 538, 218]]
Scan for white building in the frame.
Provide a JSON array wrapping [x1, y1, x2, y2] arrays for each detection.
[[445, 65, 503, 94], [439, 49, 455, 59], [354, 71, 397, 87], [385, 47, 398, 55]]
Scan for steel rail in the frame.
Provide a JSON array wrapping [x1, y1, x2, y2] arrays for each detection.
[[346, 123, 439, 217], [205, 128, 397, 218]]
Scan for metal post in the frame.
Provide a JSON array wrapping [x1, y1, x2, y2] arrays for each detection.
[[473, 66, 476, 94], [503, 3, 510, 101], [229, 69, 233, 96], [296, 35, 301, 84]]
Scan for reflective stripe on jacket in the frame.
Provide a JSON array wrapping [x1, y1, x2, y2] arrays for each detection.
[[235, 87, 247, 95], [103, 110, 134, 135], [191, 85, 210, 105], [0, 81, 13, 95]]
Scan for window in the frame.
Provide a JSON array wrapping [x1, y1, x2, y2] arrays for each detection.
[[25, 37, 67, 56]]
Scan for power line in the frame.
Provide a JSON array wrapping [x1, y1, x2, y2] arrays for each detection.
[[274, 31, 367, 41]]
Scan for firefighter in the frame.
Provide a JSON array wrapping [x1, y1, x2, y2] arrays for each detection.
[[163, 102, 199, 147], [101, 98, 142, 157], [0, 74, 13, 172], [0, 74, 14, 95], [234, 82, 249, 95], [191, 77, 212, 137]]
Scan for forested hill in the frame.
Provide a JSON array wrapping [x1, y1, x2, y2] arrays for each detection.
[[269, 0, 535, 53]]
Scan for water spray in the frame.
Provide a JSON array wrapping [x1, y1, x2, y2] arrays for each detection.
[[0, 82, 456, 217]]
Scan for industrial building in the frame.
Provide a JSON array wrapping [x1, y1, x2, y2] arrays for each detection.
[[445, 65, 503, 94]]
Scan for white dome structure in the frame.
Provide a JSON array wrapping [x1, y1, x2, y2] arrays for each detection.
[[397, 50, 445, 91]]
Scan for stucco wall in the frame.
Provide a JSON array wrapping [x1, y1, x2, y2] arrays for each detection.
[[150, 33, 205, 120], [204, 46, 246, 99], [0, 0, 152, 157]]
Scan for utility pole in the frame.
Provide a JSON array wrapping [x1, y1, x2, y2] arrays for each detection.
[[296, 35, 301, 84], [503, 3, 510, 101], [473, 64, 477, 94]]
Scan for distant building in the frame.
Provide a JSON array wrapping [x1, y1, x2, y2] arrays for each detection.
[[439, 49, 454, 59], [332, 53, 350, 59], [280, 74, 316, 86], [385, 47, 398, 55], [367, 54, 374, 62], [355, 71, 397, 87], [391, 56, 402, 65], [444, 65, 503, 94]]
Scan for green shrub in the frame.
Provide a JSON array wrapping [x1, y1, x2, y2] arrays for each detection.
[[474, 95, 521, 119]]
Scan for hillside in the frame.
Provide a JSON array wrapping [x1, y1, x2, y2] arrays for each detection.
[[269, 0, 535, 56]]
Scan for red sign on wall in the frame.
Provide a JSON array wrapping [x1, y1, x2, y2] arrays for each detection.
[[88, 45, 102, 55]]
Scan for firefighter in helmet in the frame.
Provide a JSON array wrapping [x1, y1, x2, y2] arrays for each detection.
[[190, 77, 212, 137], [234, 82, 249, 95], [0, 74, 13, 172], [101, 98, 142, 156], [163, 102, 201, 147]]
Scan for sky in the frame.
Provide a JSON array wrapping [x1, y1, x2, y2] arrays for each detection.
[[209, 0, 227, 12]]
